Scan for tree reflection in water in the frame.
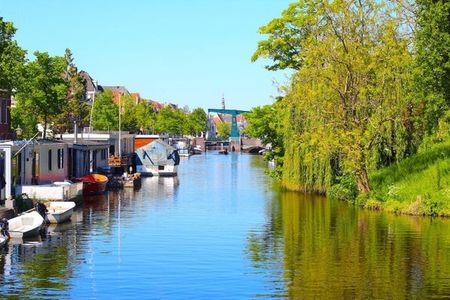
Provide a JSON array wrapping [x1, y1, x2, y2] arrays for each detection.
[[247, 191, 450, 298]]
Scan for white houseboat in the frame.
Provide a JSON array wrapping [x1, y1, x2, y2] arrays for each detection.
[[135, 139, 179, 176]]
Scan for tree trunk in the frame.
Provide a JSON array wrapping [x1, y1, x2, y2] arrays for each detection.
[[355, 167, 370, 193]]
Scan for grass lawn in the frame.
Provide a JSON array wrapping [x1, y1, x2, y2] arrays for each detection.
[[368, 139, 450, 217]]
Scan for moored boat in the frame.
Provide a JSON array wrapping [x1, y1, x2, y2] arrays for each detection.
[[75, 174, 108, 195], [8, 211, 44, 239], [45, 201, 76, 224], [219, 149, 228, 155], [123, 173, 142, 188], [178, 148, 192, 157]]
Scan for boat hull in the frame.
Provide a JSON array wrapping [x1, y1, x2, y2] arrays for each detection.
[[8, 211, 44, 239], [137, 165, 177, 177], [82, 181, 107, 195], [46, 208, 74, 224], [75, 174, 109, 195]]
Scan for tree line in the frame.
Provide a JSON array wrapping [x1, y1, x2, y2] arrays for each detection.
[[245, 0, 450, 197], [0, 17, 207, 139]]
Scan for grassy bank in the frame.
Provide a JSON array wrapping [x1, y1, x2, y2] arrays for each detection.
[[362, 140, 450, 217]]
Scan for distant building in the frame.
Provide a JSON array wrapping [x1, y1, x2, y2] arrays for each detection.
[[79, 71, 102, 103], [142, 99, 164, 112], [130, 93, 141, 104], [101, 86, 130, 105]]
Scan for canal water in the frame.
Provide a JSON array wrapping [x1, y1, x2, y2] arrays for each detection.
[[1, 153, 450, 299]]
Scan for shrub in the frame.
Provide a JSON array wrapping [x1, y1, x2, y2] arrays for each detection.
[[329, 175, 358, 203]]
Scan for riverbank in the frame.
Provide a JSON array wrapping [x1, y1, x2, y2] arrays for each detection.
[[360, 139, 450, 217]]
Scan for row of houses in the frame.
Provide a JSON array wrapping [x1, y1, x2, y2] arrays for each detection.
[[80, 71, 178, 113]]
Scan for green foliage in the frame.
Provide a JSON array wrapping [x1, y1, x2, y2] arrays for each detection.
[[328, 175, 358, 203], [0, 17, 26, 93], [92, 91, 119, 131], [11, 100, 37, 138], [15, 51, 68, 138], [120, 95, 137, 131], [155, 106, 187, 135], [216, 122, 231, 139], [251, 1, 309, 70], [254, 0, 423, 195], [414, 0, 450, 132], [369, 138, 450, 216], [135, 101, 155, 132], [54, 48, 89, 134], [187, 107, 207, 136], [244, 101, 285, 163]]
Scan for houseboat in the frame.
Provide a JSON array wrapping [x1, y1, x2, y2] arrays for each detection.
[[0, 140, 83, 201], [135, 139, 180, 176]]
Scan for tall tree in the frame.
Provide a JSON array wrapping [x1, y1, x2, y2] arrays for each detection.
[[16, 51, 67, 139], [54, 48, 89, 134], [254, 0, 414, 193], [0, 17, 26, 93], [414, 0, 450, 132]]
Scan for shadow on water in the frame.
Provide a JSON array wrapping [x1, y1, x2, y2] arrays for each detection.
[[247, 190, 450, 298]]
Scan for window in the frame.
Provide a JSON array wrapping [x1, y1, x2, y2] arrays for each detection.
[[57, 149, 64, 169], [158, 165, 164, 170], [61, 149, 64, 169], [100, 149, 107, 160], [48, 149, 52, 171]]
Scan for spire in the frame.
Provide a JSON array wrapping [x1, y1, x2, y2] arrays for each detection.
[[221, 93, 225, 110]]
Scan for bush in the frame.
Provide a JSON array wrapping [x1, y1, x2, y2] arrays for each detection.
[[328, 175, 359, 203]]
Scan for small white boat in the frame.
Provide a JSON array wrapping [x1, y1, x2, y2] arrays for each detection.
[[45, 201, 76, 224], [8, 211, 44, 239], [178, 148, 192, 157]]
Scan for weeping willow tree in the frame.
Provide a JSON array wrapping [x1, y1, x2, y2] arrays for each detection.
[[254, 0, 420, 193]]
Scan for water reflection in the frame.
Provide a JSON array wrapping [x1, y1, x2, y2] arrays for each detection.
[[0, 154, 449, 298], [247, 191, 450, 298]]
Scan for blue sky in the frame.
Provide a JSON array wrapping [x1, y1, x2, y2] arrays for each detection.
[[0, 0, 293, 111]]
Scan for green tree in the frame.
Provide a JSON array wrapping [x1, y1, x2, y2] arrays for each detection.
[[187, 107, 207, 136], [92, 90, 119, 131], [16, 51, 68, 139], [155, 106, 187, 135], [135, 101, 155, 132], [251, 2, 307, 71], [255, 0, 415, 193], [216, 122, 231, 139], [54, 48, 89, 134], [244, 101, 285, 163], [0, 17, 26, 93], [120, 95, 137, 131], [414, 0, 450, 132]]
